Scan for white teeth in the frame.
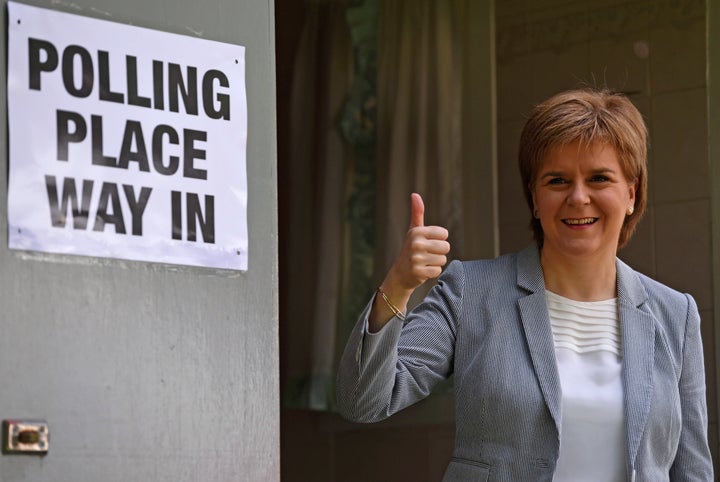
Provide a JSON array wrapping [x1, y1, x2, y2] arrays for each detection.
[[564, 218, 597, 225]]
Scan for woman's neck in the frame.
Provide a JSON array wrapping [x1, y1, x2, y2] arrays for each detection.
[[540, 247, 617, 301]]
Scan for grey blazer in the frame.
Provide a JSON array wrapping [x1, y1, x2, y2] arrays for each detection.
[[336, 245, 713, 481]]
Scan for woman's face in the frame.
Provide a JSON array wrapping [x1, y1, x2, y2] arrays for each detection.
[[531, 140, 636, 262]]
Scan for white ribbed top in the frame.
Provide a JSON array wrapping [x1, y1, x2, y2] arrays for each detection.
[[546, 290, 626, 482], [546, 290, 621, 356]]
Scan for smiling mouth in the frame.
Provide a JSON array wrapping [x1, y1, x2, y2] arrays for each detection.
[[563, 217, 598, 225]]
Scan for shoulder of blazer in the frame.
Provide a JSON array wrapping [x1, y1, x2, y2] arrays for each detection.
[[617, 257, 693, 360], [457, 250, 522, 289], [617, 257, 690, 317], [448, 246, 543, 313], [454, 244, 544, 294]]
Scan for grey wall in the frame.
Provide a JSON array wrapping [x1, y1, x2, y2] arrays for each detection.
[[0, 1, 278, 481]]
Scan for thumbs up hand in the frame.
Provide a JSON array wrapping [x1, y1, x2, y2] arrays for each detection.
[[385, 193, 451, 291], [370, 193, 450, 330]]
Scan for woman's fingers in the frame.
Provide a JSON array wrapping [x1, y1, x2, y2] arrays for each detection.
[[408, 229, 450, 254], [403, 196, 450, 282], [372, 193, 450, 328], [388, 193, 452, 290]]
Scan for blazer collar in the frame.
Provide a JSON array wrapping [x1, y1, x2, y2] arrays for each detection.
[[516, 244, 545, 294], [616, 258, 656, 470], [516, 244, 651, 304], [515, 245, 656, 467], [516, 245, 562, 437], [516, 244, 649, 300]]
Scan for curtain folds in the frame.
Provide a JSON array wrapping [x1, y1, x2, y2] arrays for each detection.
[[283, 0, 466, 410], [283, 1, 355, 410], [375, 0, 464, 302]]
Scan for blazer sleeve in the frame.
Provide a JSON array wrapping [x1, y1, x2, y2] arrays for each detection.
[[335, 260, 465, 423], [669, 294, 714, 481]]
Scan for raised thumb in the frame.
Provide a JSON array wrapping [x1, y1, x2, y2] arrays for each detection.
[[409, 193, 425, 228]]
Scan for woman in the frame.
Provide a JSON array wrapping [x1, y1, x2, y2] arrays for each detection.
[[336, 88, 714, 481]]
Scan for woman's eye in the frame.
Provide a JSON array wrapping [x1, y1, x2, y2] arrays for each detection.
[[590, 175, 609, 182], [548, 177, 566, 185]]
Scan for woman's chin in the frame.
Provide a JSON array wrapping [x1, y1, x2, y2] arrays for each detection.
[[545, 238, 617, 261]]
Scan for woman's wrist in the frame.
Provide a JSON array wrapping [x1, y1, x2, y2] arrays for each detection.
[[368, 279, 413, 332], [377, 286, 407, 321]]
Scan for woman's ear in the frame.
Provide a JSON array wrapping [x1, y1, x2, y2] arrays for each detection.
[[628, 179, 637, 204]]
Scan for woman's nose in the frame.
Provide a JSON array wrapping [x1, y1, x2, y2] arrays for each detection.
[[567, 182, 590, 206]]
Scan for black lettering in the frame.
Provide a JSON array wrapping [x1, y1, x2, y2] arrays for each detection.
[[91, 115, 118, 167], [123, 185, 152, 235], [28, 38, 58, 90], [183, 129, 207, 179], [62, 45, 93, 98], [118, 120, 150, 172], [152, 125, 180, 175], [153, 60, 164, 110], [170, 191, 214, 243], [93, 183, 125, 233], [186, 193, 214, 243], [127, 56, 152, 108], [56, 110, 87, 161], [98, 51, 124, 103], [202, 70, 230, 120], [45, 175, 93, 229], [168, 63, 198, 115], [171, 190, 182, 240]]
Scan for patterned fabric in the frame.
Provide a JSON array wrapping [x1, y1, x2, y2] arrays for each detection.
[[336, 245, 713, 481], [547, 291, 626, 481], [546, 290, 621, 355]]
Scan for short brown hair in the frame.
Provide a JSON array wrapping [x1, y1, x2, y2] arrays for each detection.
[[518, 88, 648, 249]]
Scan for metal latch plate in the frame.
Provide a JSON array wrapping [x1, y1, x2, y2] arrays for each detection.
[[2, 420, 49, 454]]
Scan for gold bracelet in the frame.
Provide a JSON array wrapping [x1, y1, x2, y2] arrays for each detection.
[[377, 287, 406, 321]]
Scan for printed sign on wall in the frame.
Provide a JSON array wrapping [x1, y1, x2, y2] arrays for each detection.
[[7, 2, 249, 270]]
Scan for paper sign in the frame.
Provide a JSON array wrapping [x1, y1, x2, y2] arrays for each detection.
[[7, 2, 249, 270]]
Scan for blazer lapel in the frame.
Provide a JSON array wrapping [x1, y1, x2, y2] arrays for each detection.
[[616, 259, 656, 468], [516, 246, 562, 436], [514, 246, 657, 455]]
